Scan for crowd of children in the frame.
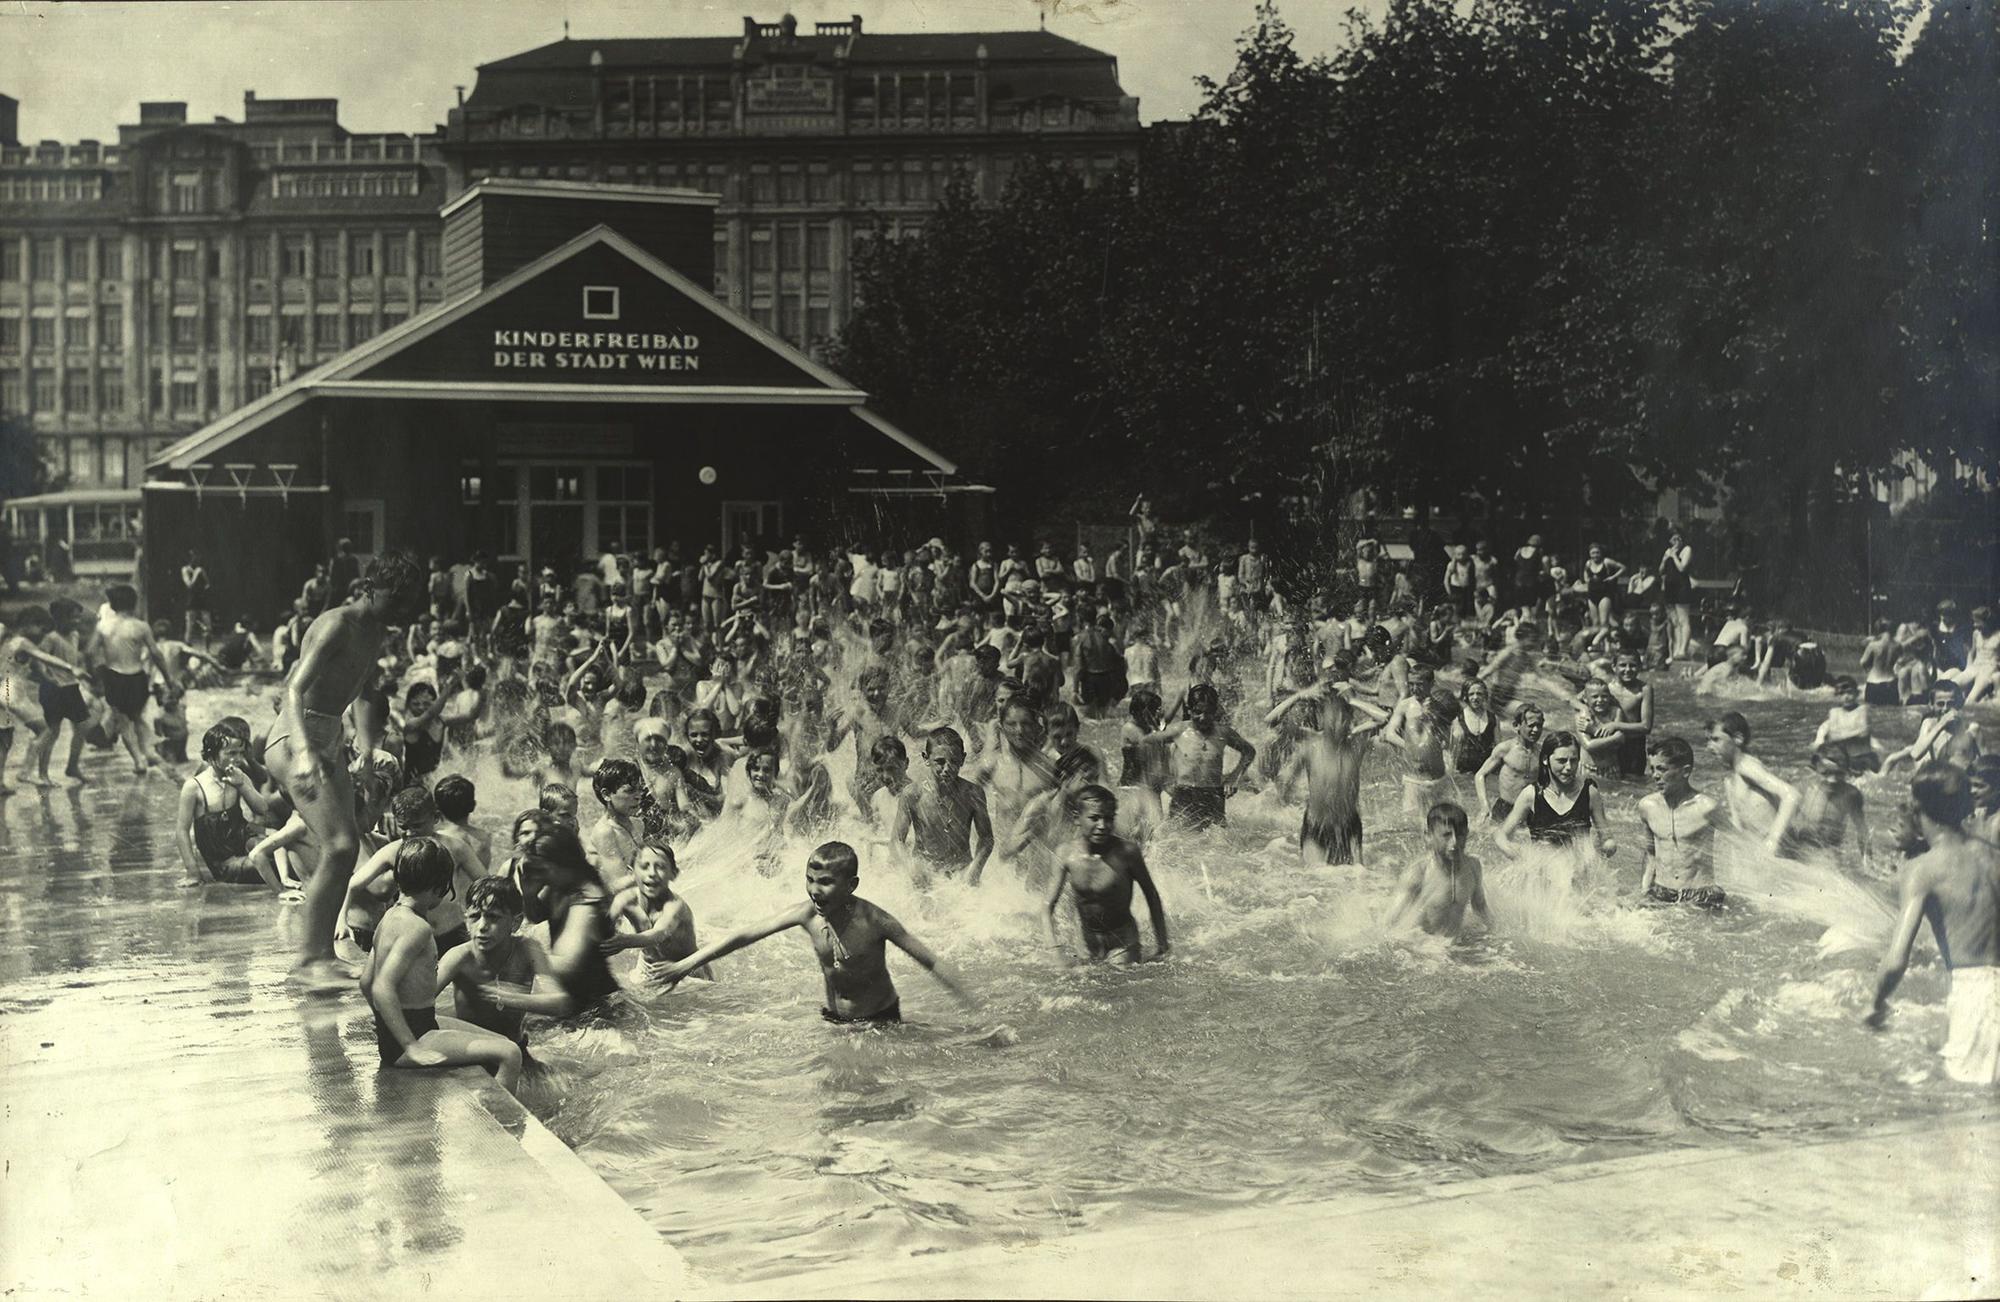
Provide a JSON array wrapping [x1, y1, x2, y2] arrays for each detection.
[[1, 519, 1994, 1092]]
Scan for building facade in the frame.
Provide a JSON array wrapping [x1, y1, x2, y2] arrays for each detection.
[[0, 92, 450, 511], [442, 13, 1143, 351]]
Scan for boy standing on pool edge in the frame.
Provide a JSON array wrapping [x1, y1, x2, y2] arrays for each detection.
[[653, 841, 982, 1027]]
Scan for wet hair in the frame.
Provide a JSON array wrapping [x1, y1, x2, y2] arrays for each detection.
[[1129, 688, 1164, 721], [48, 597, 83, 626], [199, 723, 239, 764], [870, 734, 910, 768], [808, 840, 860, 879], [390, 784, 436, 829], [538, 782, 577, 815], [1002, 697, 1040, 724], [616, 676, 646, 708], [1044, 702, 1079, 732], [1709, 711, 1751, 745], [1538, 731, 1583, 782], [746, 748, 781, 777], [106, 584, 139, 614], [1973, 753, 2000, 784], [1054, 745, 1102, 788], [404, 681, 437, 706], [857, 665, 890, 693], [392, 836, 456, 898], [1832, 675, 1858, 694], [684, 706, 720, 734], [510, 809, 544, 843], [1910, 761, 1973, 828], [1425, 802, 1469, 836], [1931, 681, 1965, 707], [432, 774, 476, 821], [973, 643, 1002, 663], [522, 824, 607, 892], [361, 551, 426, 605], [1974, 606, 1994, 625], [543, 720, 577, 750], [465, 875, 524, 919], [1186, 683, 1221, 714], [1073, 783, 1117, 813], [592, 758, 643, 806], [1647, 736, 1695, 770], [635, 839, 679, 878], [464, 665, 489, 690]]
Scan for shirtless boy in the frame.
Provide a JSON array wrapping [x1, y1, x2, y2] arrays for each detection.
[[1385, 802, 1492, 938], [968, 698, 1057, 854], [1278, 690, 1384, 867], [1636, 737, 1731, 907], [275, 551, 425, 983], [86, 584, 175, 776], [652, 841, 980, 1027], [1864, 763, 2000, 1084], [1164, 683, 1255, 831], [361, 837, 523, 1091], [1042, 785, 1170, 965], [604, 841, 714, 982], [436, 876, 566, 1064], [890, 728, 995, 884]]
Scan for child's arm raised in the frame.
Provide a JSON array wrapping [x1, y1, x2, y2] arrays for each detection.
[[344, 839, 402, 917], [653, 900, 813, 986], [1740, 754, 1801, 855]]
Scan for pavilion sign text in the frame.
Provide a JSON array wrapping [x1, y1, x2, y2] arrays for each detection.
[[491, 329, 701, 372]]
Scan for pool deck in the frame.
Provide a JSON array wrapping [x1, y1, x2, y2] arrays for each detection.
[[1, 779, 1995, 1301]]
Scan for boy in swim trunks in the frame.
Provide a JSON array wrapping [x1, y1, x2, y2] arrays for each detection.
[[1636, 737, 1730, 907], [652, 841, 982, 1027], [86, 584, 176, 777], [1278, 689, 1386, 867], [1162, 683, 1255, 831], [1812, 677, 1880, 774], [27, 600, 92, 787], [890, 727, 995, 885], [436, 876, 566, 1064], [1385, 802, 1492, 938], [1864, 763, 2000, 1084], [361, 837, 523, 1092], [274, 550, 426, 984], [1043, 785, 1170, 965]]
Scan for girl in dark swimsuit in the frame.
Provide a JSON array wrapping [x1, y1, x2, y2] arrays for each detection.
[[518, 824, 621, 1014], [1451, 680, 1497, 774], [175, 724, 282, 887], [1494, 730, 1614, 858]]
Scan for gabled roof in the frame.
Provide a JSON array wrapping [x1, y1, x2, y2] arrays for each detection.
[[148, 224, 954, 475]]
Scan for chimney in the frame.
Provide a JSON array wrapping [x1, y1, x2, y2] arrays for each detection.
[[743, 16, 758, 38], [0, 94, 17, 148], [851, 13, 862, 33], [438, 177, 721, 299]]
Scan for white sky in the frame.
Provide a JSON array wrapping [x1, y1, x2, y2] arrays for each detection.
[[0, 0, 1389, 141]]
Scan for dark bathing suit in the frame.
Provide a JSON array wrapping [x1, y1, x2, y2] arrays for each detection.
[[99, 668, 150, 720], [1527, 781, 1595, 847], [1646, 883, 1725, 908], [191, 776, 260, 882], [1171, 785, 1227, 830], [823, 999, 901, 1026], [374, 1004, 440, 1066], [1303, 808, 1363, 864]]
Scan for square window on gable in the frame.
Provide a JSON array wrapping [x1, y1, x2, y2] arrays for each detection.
[[582, 286, 620, 320]]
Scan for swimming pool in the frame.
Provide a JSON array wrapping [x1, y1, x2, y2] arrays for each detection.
[[2, 668, 1983, 1287]]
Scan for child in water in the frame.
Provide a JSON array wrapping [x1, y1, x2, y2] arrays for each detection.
[[1042, 785, 1170, 965], [1812, 676, 1880, 774], [437, 876, 567, 1067], [605, 841, 715, 983], [1385, 802, 1492, 938], [1277, 690, 1386, 867], [651, 840, 981, 1027]]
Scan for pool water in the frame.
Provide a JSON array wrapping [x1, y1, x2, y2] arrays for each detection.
[[0, 660, 1986, 1286]]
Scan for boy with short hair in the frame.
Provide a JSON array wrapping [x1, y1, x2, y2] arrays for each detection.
[[1042, 785, 1169, 965], [1385, 802, 1492, 938], [1637, 737, 1731, 908], [652, 840, 981, 1026], [1812, 677, 1880, 774], [605, 841, 715, 982], [28, 599, 92, 786], [363, 837, 523, 1092], [436, 875, 565, 1064], [890, 727, 995, 884], [346, 785, 479, 953]]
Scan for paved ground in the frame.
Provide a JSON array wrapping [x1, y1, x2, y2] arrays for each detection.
[[0, 778, 694, 1302], [772, 1116, 1999, 1300]]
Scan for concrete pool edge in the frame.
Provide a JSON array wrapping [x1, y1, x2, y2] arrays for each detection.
[[748, 1112, 2000, 1300]]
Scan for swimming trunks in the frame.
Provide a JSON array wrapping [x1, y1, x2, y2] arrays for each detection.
[[266, 707, 344, 758], [1302, 809, 1364, 864], [1941, 966, 2000, 1085], [374, 1004, 441, 1066], [403, 725, 443, 778], [1491, 796, 1515, 824], [1644, 883, 1725, 908], [822, 999, 902, 1026], [99, 668, 149, 720], [1080, 915, 1144, 964], [1170, 785, 1227, 830], [38, 681, 88, 726], [1864, 680, 1899, 707]]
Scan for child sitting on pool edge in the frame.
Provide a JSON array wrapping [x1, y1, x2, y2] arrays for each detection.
[[437, 875, 566, 1067], [651, 840, 980, 1027], [362, 837, 523, 1093]]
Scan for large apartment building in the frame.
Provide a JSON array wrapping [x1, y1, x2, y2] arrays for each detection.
[[442, 14, 1142, 349], [1, 12, 1140, 521], [0, 90, 450, 517]]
